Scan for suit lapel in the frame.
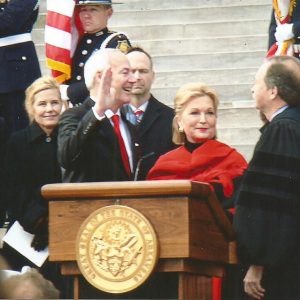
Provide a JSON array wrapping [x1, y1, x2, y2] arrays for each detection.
[[121, 112, 139, 175], [139, 95, 161, 137]]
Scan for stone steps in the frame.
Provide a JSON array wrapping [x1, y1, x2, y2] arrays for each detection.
[[33, 19, 269, 43], [217, 107, 261, 128], [132, 35, 269, 56], [35, 0, 271, 160], [152, 51, 265, 72], [109, 0, 270, 10], [152, 84, 253, 106], [219, 126, 260, 146], [154, 68, 257, 87], [110, 20, 270, 41], [37, 4, 271, 27], [112, 5, 271, 26], [38, 0, 270, 12], [35, 34, 268, 55], [219, 127, 260, 145]]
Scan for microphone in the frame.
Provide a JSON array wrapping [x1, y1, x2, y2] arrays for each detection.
[[134, 152, 155, 181]]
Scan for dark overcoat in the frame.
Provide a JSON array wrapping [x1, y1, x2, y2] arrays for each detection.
[[234, 106, 300, 300], [4, 122, 61, 232]]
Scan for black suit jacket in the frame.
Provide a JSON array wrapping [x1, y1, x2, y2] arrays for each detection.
[[123, 95, 175, 180], [0, 0, 41, 93], [58, 98, 138, 183]]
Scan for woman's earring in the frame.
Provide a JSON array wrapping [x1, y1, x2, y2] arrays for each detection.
[[179, 126, 184, 133]]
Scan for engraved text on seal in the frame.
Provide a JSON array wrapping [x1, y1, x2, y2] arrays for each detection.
[[76, 205, 158, 293]]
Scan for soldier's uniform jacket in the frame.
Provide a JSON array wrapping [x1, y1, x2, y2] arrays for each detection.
[[0, 0, 41, 93], [268, 2, 300, 56], [66, 27, 131, 105]]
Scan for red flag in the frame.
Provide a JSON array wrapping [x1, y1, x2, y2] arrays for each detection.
[[45, 0, 83, 83]]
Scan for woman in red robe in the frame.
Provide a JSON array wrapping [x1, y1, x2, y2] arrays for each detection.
[[147, 82, 248, 300]]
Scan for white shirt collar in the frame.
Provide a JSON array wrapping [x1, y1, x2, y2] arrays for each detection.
[[270, 105, 288, 121], [129, 101, 149, 113], [105, 109, 120, 119]]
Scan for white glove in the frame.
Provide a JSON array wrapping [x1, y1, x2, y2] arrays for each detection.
[[294, 44, 300, 54], [275, 23, 294, 43], [59, 84, 70, 101]]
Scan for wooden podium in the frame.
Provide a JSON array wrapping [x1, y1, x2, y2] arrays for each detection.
[[42, 180, 237, 300]]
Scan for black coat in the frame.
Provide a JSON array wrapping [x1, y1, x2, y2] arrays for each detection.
[[0, 0, 41, 93], [3, 122, 62, 233], [66, 28, 131, 104], [58, 98, 138, 183], [234, 106, 300, 299], [123, 95, 175, 180]]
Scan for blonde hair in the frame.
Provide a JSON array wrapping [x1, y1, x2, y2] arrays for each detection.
[[172, 82, 219, 145], [25, 76, 61, 122]]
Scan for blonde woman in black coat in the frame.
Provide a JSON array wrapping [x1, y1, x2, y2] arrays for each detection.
[[1, 76, 63, 289]]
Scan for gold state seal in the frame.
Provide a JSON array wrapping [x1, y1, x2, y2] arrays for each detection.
[[76, 205, 158, 293]]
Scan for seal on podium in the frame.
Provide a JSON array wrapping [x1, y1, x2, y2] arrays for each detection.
[[76, 205, 158, 293]]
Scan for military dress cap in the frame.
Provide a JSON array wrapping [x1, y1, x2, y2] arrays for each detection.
[[76, 0, 122, 5]]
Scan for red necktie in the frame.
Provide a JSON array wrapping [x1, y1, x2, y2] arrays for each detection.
[[111, 115, 131, 177], [134, 109, 143, 124]]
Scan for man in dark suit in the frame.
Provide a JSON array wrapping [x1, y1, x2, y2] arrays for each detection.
[[60, 0, 131, 105], [0, 0, 41, 136], [58, 48, 137, 183], [124, 47, 175, 180]]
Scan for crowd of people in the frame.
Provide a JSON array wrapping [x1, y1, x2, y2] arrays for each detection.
[[0, 0, 300, 299]]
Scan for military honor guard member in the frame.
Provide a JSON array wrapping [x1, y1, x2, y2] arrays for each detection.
[[61, 0, 131, 105], [268, 0, 300, 58], [0, 0, 41, 136]]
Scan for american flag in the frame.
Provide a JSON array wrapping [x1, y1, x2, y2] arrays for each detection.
[[45, 0, 83, 83]]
